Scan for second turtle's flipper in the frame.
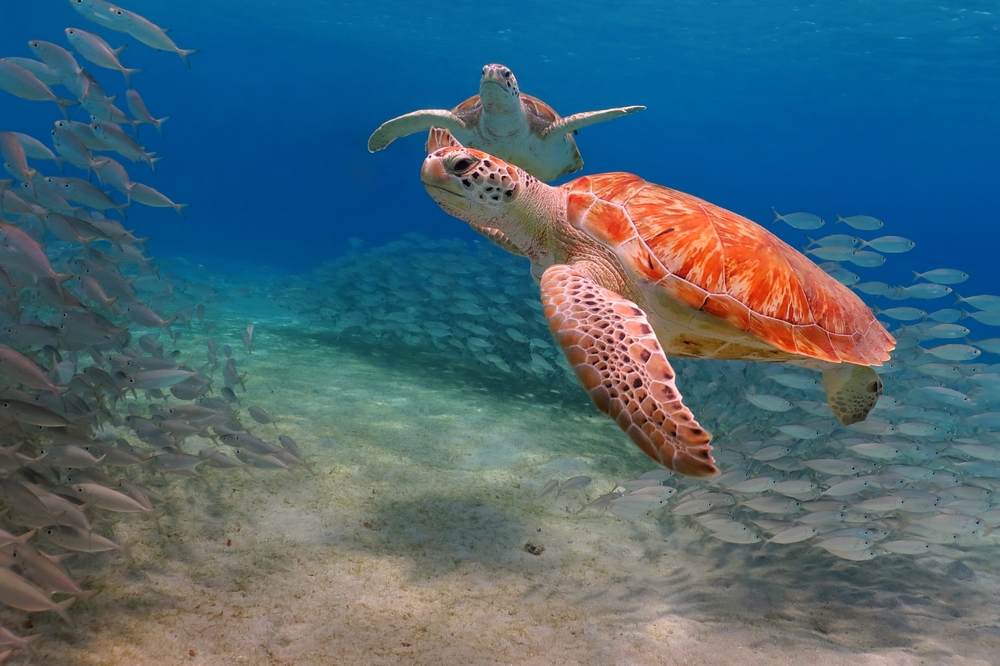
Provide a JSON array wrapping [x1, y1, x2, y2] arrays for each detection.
[[368, 110, 467, 152], [823, 364, 883, 425], [540, 263, 717, 478], [542, 105, 645, 138]]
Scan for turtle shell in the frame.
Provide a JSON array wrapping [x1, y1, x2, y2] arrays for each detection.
[[452, 93, 564, 134], [563, 172, 895, 366]]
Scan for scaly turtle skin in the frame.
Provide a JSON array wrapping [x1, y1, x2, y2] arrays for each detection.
[[368, 64, 644, 182], [420, 131, 896, 478]]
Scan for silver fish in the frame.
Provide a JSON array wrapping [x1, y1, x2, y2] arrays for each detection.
[[9, 131, 60, 164], [846, 249, 886, 268], [65, 27, 141, 84], [124, 369, 200, 390], [129, 182, 188, 216], [248, 406, 274, 425], [0, 343, 65, 393], [41, 525, 131, 559], [125, 89, 169, 135], [858, 235, 915, 253], [835, 213, 883, 230], [0, 399, 72, 427], [71, 483, 151, 513], [50, 126, 105, 171], [771, 207, 824, 230], [912, 268, 969, 285], [0, 568, 75, 624], [0, 60, 76, 117], [26, 40, 81, 76], [904, 283, 953, 300], [2, 57, 61, 85], [767, 524, 818, 544], [0, 132, 37, 189], [103, 4, 199, 67]]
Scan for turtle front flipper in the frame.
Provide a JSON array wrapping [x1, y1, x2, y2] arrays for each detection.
[[541, 106, 646, 138], [540, 264, 717, 478], [822, 364, 883, 426], [368, 110, 468, 152]]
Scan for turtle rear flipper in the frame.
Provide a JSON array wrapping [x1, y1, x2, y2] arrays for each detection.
[[540, 263, 717, 478], [823, 364, 883, 426], [542, 105, 645, 138], [368, 109, 467, 152]]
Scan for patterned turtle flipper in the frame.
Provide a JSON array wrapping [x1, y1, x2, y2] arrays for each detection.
[[542, 106, 646, 138], [822, 364, 883, 426], [540, 263, 718, 478], [368, 110, 468, 152]]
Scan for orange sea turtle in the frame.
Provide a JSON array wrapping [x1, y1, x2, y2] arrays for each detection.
[[419, 131, 896, 478], [368, 64, 644, 182]]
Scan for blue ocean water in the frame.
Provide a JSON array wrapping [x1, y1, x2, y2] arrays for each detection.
[[3, 3, 1000, 661], [3, 0, 998, 286]]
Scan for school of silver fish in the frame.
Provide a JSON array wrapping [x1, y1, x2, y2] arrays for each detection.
[[301, 213, 1000, 567], [0, 1, 311, 657]]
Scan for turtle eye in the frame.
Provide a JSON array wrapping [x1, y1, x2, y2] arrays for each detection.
[[502, 69, 511, 78], [451, 157, 476, 173]]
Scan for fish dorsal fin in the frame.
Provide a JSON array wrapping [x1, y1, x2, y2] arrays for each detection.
[[425, 127, 464, 152]]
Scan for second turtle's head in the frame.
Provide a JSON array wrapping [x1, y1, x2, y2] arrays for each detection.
[[479, 64, 520, 112], [421, 143, 526, 222]]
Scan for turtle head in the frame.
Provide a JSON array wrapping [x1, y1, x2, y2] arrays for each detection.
[[479, 64, 520, 113], [421, 142, 526, 223]]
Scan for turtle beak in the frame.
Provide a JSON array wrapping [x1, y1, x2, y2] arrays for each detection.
[[421, 155, 471, 213]]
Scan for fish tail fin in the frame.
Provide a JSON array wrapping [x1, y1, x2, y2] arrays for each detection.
[[154, 116, 170, 136], [55, 98, 79, 120], [21, 632, 41, 655], [834, 212, 845, 224], [14, 528, 36, 544], [54, 597, 76, 626], [76, 588, 101, 609], [178, 48, 200, 68], [911, 270, 922, 283], [123, 67, 142, 86], [770, 207, 781, 223], [146, 154, 163, 172], [173, 203, 190, 219]]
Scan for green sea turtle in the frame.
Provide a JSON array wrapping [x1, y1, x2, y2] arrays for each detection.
[[419, 131, 896, 478], [368, 64, 644, 182]]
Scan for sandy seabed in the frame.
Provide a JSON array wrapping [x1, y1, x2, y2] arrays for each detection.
[[4, 295, 1000, 666]]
